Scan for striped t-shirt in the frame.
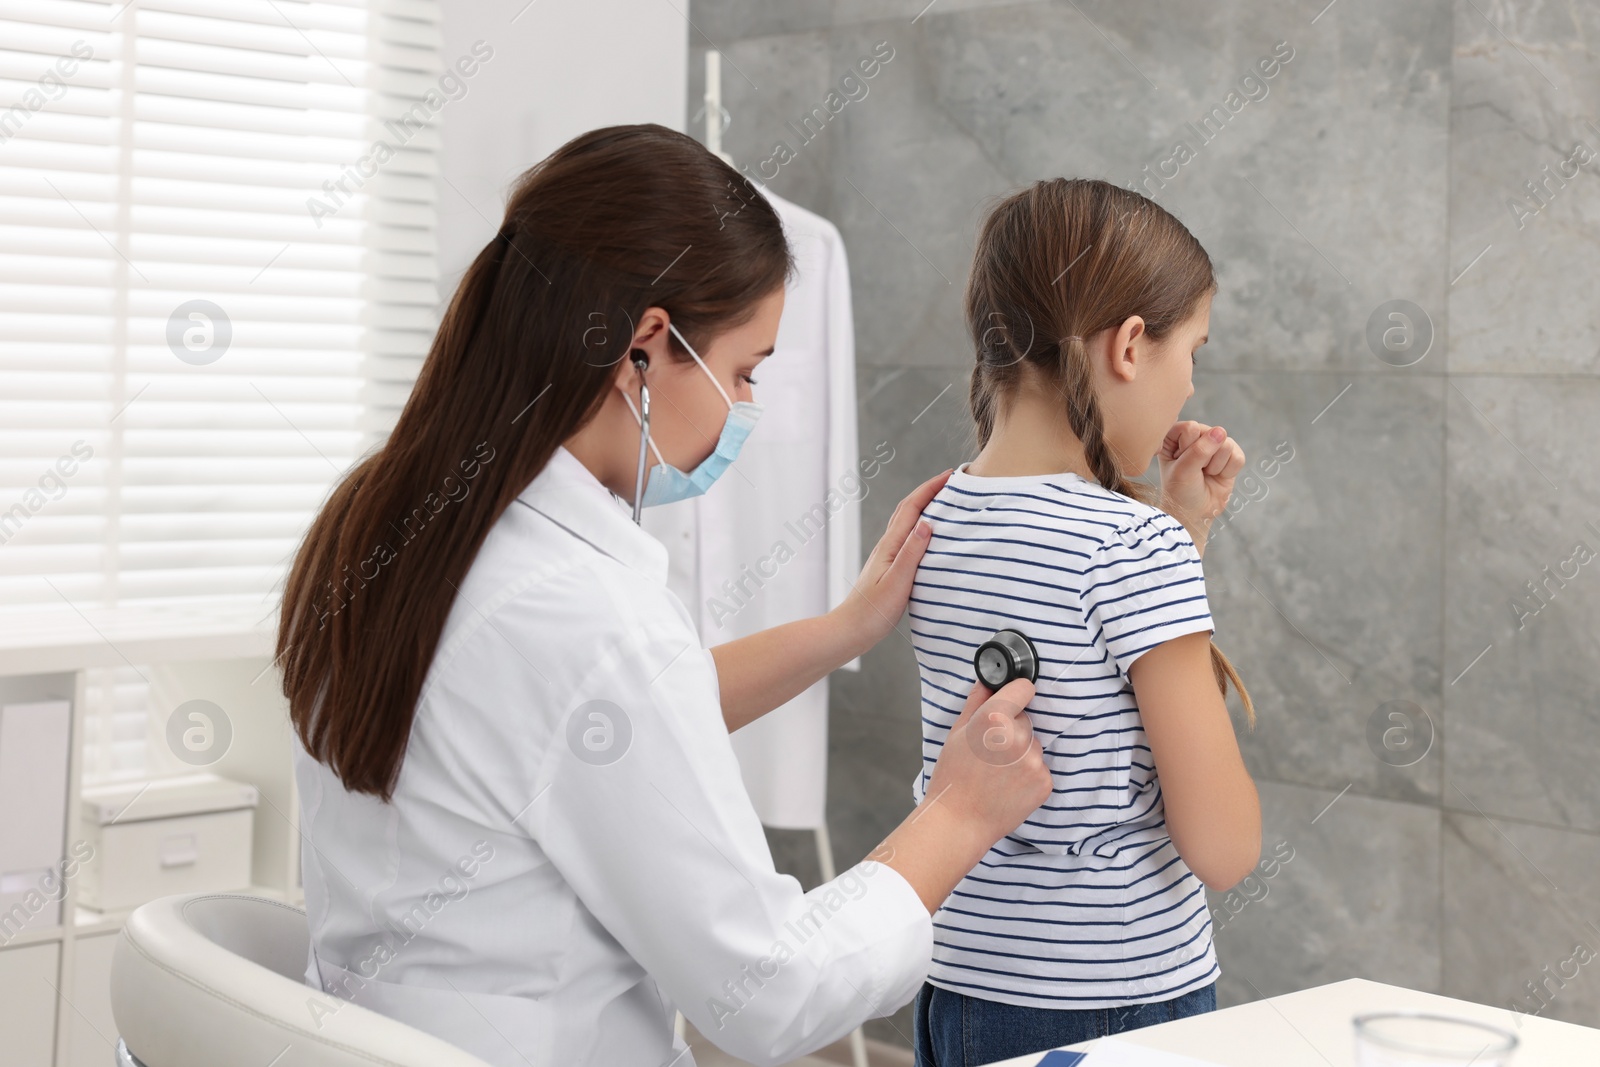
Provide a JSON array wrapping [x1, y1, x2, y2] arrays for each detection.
[[909, 464, 1219, 1009]]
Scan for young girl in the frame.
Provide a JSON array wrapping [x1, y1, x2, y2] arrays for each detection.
[[909, 178, 1261, 1065]]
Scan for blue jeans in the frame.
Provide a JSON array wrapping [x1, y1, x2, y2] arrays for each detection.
[[913, 981, 1217, 1067]]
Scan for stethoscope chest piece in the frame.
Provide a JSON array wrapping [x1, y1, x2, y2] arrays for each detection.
[[973, 628, 1040, 688]]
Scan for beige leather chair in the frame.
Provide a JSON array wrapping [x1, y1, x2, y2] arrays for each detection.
[[110, 892, 494, 1067]]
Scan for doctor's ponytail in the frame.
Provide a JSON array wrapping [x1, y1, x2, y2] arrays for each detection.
[[966, 178, 1255, 727], [277, 124, 793, 800]]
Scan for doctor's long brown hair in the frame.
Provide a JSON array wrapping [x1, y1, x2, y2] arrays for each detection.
[[966, 178, 1255, 725], [278, 124, 792, 800]]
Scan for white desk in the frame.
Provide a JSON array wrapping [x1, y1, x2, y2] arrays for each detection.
[[981, 979, 1600, 1066]]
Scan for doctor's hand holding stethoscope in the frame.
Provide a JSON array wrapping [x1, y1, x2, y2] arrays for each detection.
[[275, 123, 1053, 1067]]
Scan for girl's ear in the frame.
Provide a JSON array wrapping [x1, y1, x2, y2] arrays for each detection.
[[1106, 315, 1148, 382], [1119, 314, 1147, 351]]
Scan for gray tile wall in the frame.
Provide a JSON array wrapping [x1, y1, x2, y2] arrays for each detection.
[[686, 0, 1600, 1048]]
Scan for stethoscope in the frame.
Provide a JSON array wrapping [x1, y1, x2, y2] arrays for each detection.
[[969, 627, 1128, 772], [630, 353, 651, 524], [973, 628, 1040, 688]]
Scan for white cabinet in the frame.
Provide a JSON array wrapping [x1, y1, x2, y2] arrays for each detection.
[[0, 941, 62, 1066], [0, 700, 72, 935], [0, 608, 298, 1067], [65, 932, 117, 1067], [79, 774, 258, 912]]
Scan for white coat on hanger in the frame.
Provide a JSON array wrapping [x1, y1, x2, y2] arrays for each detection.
[[642, 182, 860, 830]]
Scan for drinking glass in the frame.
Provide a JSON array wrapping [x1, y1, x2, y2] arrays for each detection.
[[1353, 1012, 1518, 1066]]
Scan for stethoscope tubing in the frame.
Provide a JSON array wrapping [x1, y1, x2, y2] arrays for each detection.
[[631, 359, 651, 525]]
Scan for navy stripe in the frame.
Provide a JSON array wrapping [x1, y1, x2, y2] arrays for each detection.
[[975, 839, 1169, 875], [1080, 541, 1197, 580], [909, 591, 1084, 623], [1090, 571, 1206, 613], [928, 498, 1131, 530], [916, 670, 1126, 706], [927, 513, 1105, 548], [938, 882, 1207, 930], [939, 480, 1129, 511], [934, 940, 1203, 991], [925, 531, 1094, 563], [934, 900, 1207, 948], [962, 853, 1186, 894], [918, 562, 1096, 596], [928, 956, 1220, 1005], [934, 915, 1211, 968], [1103, 591, 1210, 630], [919, 546, 1084, 578], [949, 869, 1197, 912], [1113, 615, 1215, 660], [908, 608, 1096, 644], [919, 746, 1152, 773], [1022, 788, 1161, 830]]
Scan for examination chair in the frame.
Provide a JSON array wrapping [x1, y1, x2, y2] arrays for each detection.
[[110, 892, 493, 1067]]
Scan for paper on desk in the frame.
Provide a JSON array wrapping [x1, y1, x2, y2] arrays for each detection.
[[1076, 1036, 1226, 1066]]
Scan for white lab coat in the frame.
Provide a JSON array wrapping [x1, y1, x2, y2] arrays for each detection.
[[643, 185, 860, 830], [292, 446, 932, 1067]]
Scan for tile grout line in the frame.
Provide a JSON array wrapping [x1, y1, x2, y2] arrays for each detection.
[[1250, 773, 1600, 842], [1439, 0, 1457, 994]]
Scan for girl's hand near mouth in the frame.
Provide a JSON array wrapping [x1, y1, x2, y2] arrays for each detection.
[[1158, 420, 1246, 555]]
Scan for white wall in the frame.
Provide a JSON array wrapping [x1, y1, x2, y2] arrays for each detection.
[[436, 0, 689, 291]]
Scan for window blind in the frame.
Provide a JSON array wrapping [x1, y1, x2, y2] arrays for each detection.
[[0, 0, 442, 619], [79, 663, 149, 782]]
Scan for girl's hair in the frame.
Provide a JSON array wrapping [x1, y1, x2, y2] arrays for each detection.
[[965, 177, 1254, 725], [278, 123, 793, 799]]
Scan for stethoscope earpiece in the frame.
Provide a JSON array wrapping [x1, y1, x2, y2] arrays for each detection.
[[973, 628, 1040, 689]]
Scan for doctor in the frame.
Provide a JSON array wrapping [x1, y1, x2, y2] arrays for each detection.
[[276, 123, 1050, 1067]]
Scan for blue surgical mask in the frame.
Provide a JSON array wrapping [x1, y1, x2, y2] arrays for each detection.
[[624, 322, 763, 520]]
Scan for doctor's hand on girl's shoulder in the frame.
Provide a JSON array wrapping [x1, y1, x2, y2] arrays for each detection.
[[829, 468, 952, 656], [1158, 421, 1246, 553]]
